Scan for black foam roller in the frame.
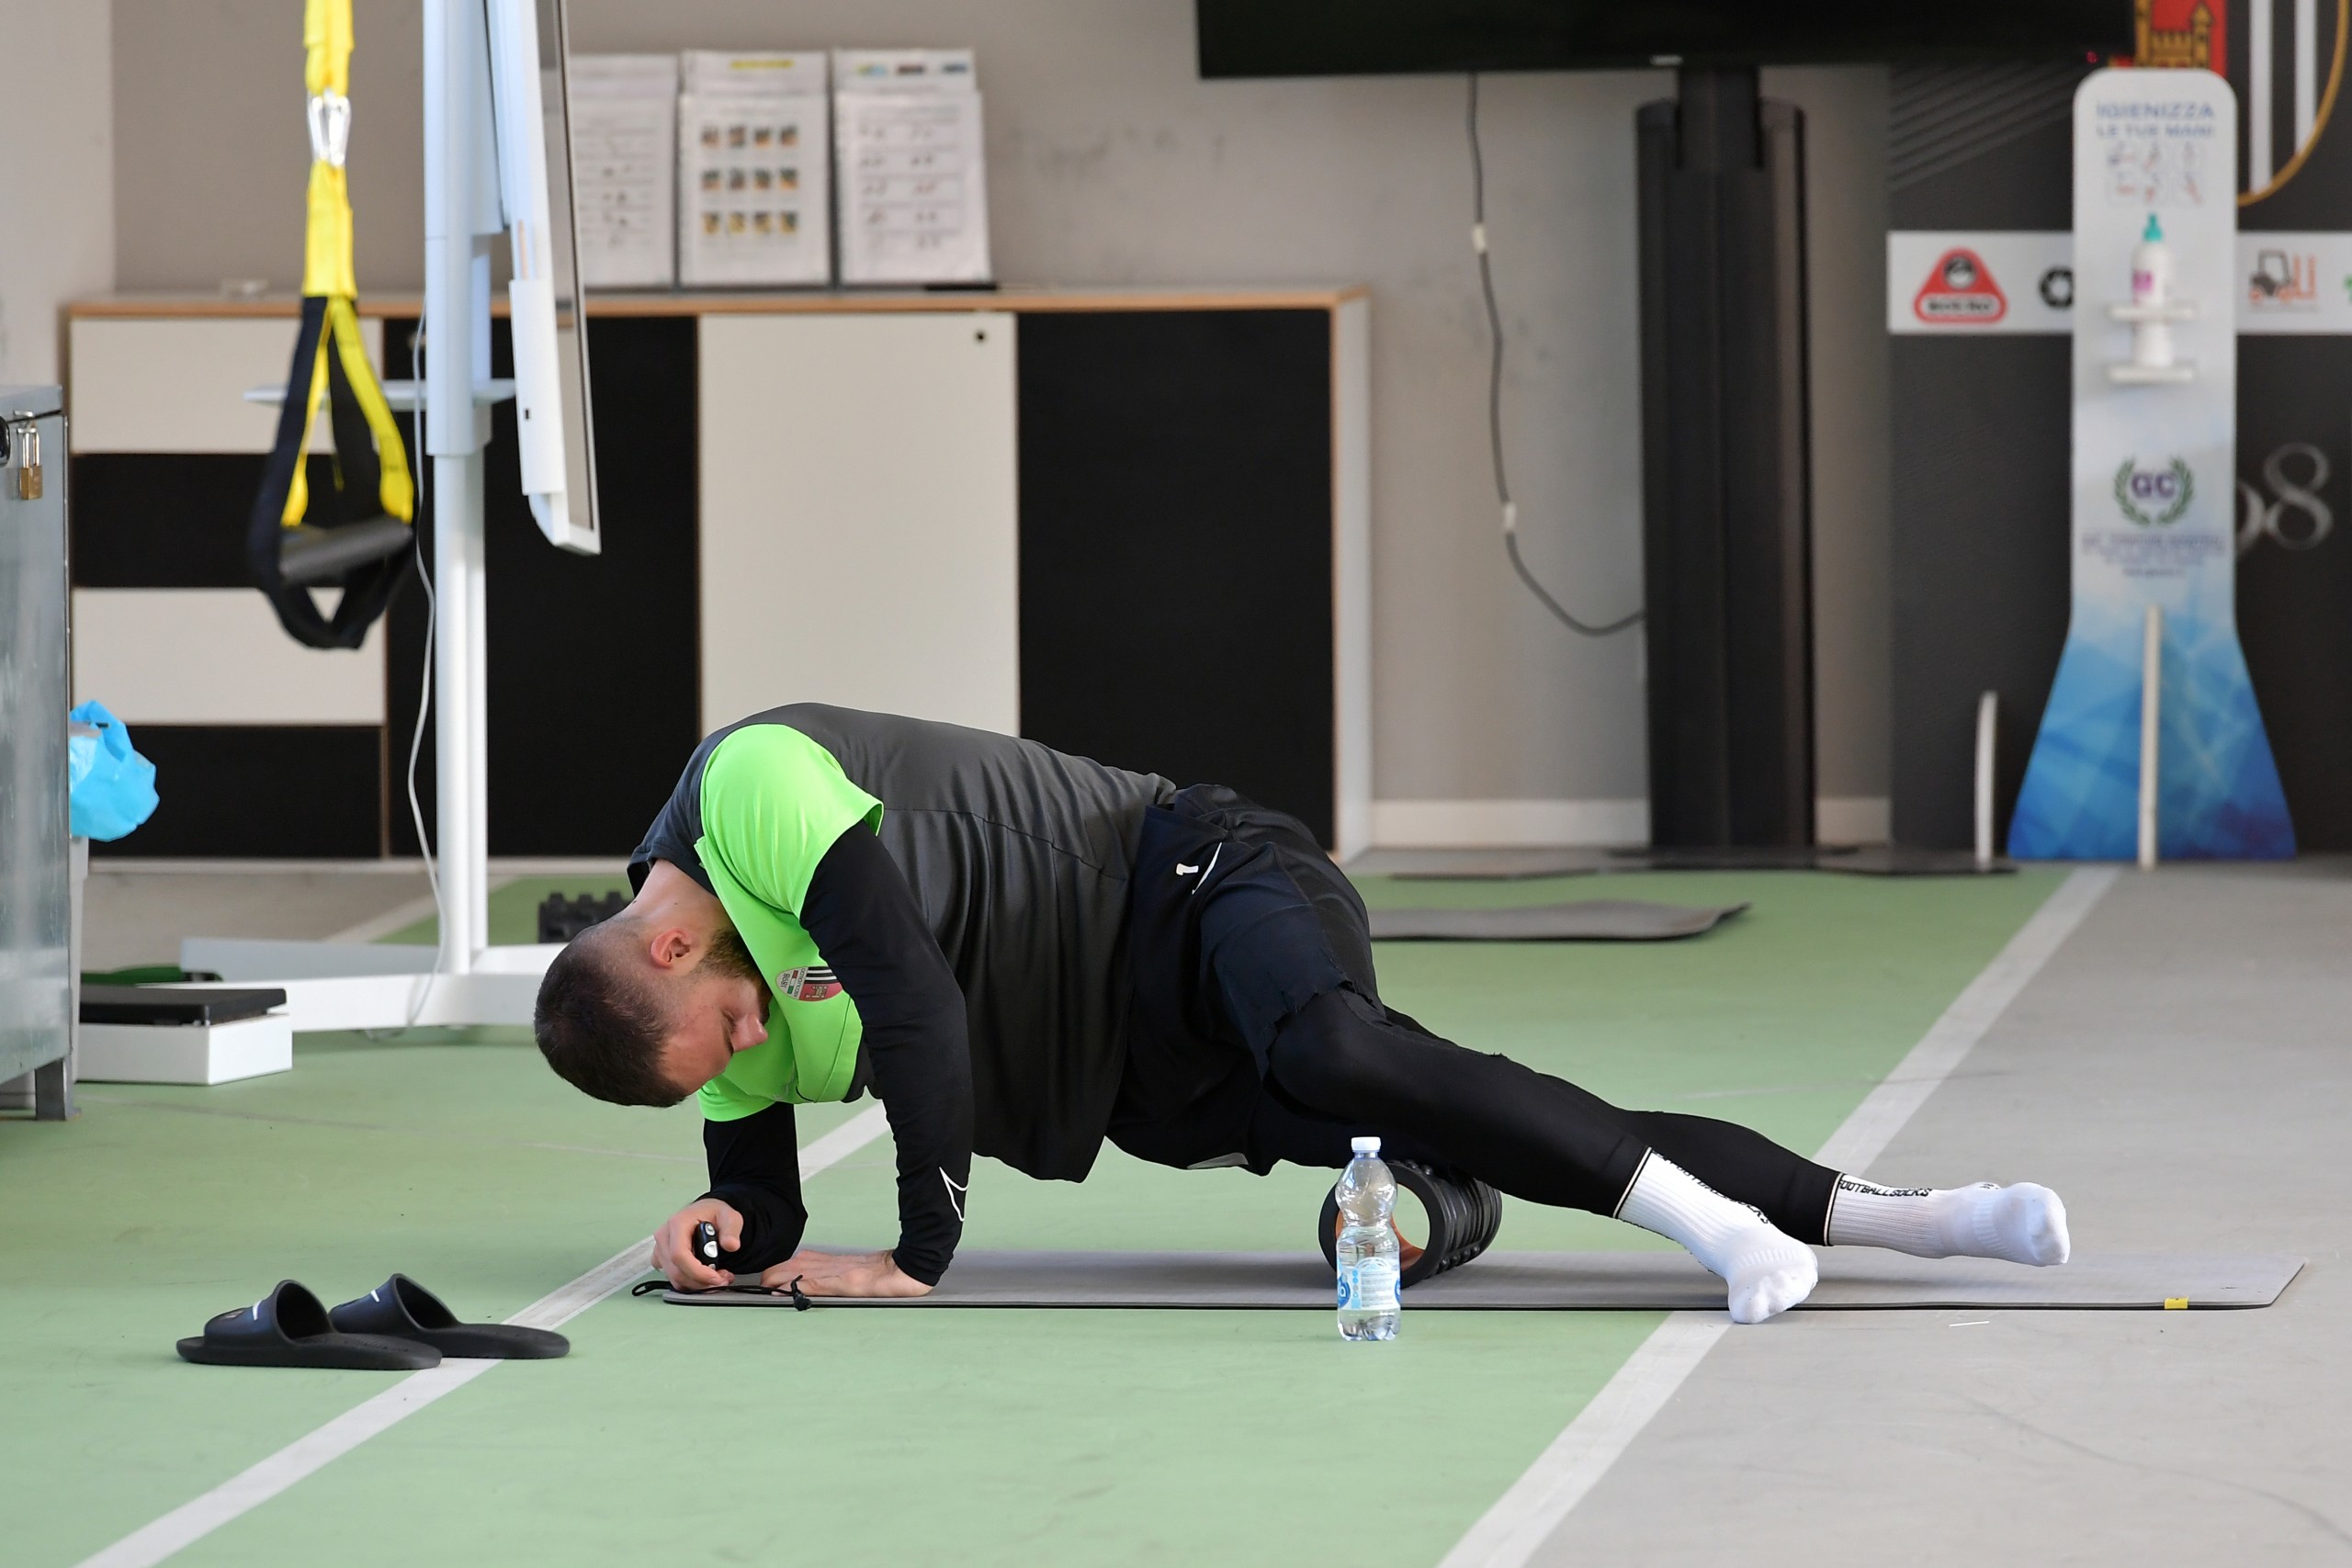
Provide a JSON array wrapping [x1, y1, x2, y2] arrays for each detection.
[[1317, 1161, 1504, 1287]]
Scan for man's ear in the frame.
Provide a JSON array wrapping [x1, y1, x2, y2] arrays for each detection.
[[646, 925, 696, 973]]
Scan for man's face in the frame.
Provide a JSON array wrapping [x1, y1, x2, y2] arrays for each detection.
[[656, 925, 770, 1099]]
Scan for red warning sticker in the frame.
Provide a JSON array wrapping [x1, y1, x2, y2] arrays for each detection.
[[1913, 248, 2007, 324]]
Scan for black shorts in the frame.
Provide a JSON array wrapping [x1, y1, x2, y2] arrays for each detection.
[[1106, 784, 1381, 1171]]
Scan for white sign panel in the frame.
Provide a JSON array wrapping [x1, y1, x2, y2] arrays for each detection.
[[1892, 230, 2352, 334], [1885, 231, 2075, 334]]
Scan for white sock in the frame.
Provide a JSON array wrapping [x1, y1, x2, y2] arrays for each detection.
[[1616, 1153, 1817, 1324], [1826, 1176, 2071, 1266]]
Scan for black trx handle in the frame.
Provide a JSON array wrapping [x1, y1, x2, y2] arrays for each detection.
[[1318, 1160, 1504, 1288], [249, 296, 417, 650]]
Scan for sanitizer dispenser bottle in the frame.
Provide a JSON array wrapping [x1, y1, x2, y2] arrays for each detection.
[[2131, 214, 2174, 367]]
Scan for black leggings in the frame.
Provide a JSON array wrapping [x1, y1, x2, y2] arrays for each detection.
[[1124, 787, 1842, 1244], [1253, 988, 1841, 1245]]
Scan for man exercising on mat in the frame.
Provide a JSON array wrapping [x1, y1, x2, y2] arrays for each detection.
[[535, 705, 2070, 1323]]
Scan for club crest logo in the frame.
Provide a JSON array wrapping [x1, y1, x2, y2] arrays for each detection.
[[2139, 0, 2350, 207], [775, 965, 843, 1002], [2114, 457, 2197, 525]]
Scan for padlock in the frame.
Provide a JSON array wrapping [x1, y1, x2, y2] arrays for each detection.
[[14, 421, 42, 502]]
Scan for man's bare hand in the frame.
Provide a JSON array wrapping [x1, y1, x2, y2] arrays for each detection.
[[760, 1248, 933, 1298], [652, 1198, 746, 1289]]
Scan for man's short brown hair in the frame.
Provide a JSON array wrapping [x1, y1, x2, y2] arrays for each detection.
[[533, 919, 687, 1107]]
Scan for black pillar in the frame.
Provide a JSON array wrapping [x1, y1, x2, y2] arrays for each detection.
[[1636, 67, 1815, 848]]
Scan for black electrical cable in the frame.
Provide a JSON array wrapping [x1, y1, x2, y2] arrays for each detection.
[[1467, 73, 1643, 638]]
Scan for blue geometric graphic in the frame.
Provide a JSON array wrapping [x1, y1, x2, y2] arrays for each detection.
[[2009, 601, 2295, 859]]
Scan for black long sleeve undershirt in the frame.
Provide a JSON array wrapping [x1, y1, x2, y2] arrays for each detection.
[[702, 1101, 807, 1272], [699, 825, 974, 1285]]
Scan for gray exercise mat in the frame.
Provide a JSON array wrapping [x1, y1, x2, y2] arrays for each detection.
[[662, 1248, 2302, 1312], [1367, 900, 1747, 942]]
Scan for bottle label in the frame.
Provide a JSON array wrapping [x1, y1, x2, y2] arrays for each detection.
[[1340, 1258, 1400, 1314]]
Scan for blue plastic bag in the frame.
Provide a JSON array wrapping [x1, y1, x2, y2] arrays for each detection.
[[66, 700, 159, 840]]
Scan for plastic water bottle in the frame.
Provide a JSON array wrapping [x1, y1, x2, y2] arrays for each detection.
[[1335, 1135, 1400, 1341]]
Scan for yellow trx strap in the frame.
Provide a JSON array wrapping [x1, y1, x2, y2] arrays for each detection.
[[252, 0, 416, 651], [286, 0, 411, 530]]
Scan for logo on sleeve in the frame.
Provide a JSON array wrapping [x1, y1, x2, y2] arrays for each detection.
[[775, 965, 844, 1002]]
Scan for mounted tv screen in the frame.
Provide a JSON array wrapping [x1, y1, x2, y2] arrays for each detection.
[[1197, 0, 2133, 75]]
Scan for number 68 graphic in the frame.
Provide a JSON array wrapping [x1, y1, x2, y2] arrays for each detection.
[[2237, 442, 2335, 555]]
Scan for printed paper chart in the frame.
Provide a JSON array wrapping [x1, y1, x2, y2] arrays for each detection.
[[567, 54, 678, 289], [678, 51, 832, 288], [834, 48, 991, 286]]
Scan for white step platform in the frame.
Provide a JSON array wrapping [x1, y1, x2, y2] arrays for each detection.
[[178, 938, 562, 1032], [77, 1014, 293, 1086]]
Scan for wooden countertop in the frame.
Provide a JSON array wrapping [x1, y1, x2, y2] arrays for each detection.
[[71, 284, 1369, 321]]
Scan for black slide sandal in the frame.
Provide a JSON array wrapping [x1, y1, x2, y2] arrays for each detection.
[[330, 1274, 570, 1359], [177, 1280, 442, 1370]]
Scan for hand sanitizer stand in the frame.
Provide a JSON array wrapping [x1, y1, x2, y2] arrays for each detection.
[[2009, 68, 2295, 861]]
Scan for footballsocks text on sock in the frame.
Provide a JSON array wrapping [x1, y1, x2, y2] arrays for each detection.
[[1825, 1177, 2071, 1266]]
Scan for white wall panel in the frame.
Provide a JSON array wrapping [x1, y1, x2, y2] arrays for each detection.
[[72, 588, 386, 725], [697, 312, 1018, 736], [1372, 797, 1650, 848], [68, 317, 384, 454], [0, 0, 112, 388]]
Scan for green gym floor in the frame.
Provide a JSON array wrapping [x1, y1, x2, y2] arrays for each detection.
[[8, 862, 2346, 1566]]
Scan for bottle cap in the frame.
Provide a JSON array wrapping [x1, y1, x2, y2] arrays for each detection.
[[1351, 1135, 1381, 1156], [2143, 214, 2163, 242]]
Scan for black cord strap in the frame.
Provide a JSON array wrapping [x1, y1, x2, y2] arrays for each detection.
[[1467, 72, 1644, 639], [632, 1275, 816, 1310]]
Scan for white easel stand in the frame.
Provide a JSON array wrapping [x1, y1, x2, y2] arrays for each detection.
[[186, 0, 560, 1032]]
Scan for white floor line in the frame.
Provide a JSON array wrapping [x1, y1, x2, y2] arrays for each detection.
[[76, 1104, 892, 1568], [1437, 865, 2118, 1568], [794, 1105, 892, 1176], [1435, 1314, 1729, 1568]]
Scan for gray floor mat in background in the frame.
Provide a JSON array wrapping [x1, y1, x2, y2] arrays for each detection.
[[1382, 848, 2016, 879], [1367, 900, 1747, 942], [1386, 857, 1606, 881]]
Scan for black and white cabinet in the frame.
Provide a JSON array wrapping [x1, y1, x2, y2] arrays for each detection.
[[66, 286, 1370, 860]]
